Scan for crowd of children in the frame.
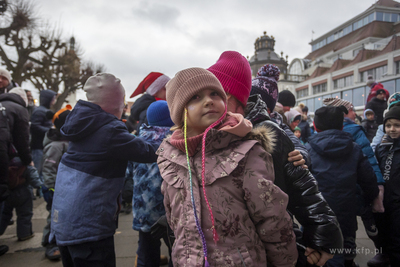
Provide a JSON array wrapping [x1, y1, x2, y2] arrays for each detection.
[[1, 50, 400, 267]]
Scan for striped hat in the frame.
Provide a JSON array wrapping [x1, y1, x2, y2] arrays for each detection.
[[323, 97, 353, 111]]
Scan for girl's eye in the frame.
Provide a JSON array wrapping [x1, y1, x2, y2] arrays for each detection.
[[210, 91, 219, 96], [191, 95, 199, 100]]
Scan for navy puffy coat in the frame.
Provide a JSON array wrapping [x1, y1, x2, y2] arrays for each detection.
[[50, 100, 158, 246], [306, 130, 379, 237]]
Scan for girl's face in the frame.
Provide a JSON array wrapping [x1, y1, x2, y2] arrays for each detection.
[[294, 130, 301, 138], [185, 88, 225, 137], [385, 119, 400, 139]]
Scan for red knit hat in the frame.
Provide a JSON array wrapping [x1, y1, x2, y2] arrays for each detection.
[[130, 72, 170, 98], [207, 51, 252, 107]]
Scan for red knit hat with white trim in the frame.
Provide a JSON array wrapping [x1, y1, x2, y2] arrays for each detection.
[[130, 72, 170, 98]]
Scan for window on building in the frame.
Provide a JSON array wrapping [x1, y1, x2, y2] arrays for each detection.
[[381, 80, 395, 95], [306, 98, 314, 113], [353, 21, 359, 31], [314, 96, 323, 110], [296, 88, 308, 99], [342, 89, 353, 104], [333, 75, 354, 89], [360, 65, 388, 82], [352, 87, 365, 107], [396, 61, 400, 74], [313, 83, 327, 94], [343, 25, 352, 35], [396, 79, 400, 92], [332, 92, 340, 99], [376, 12, 383, 21], [368, 13, 374, 23], [384, 13, 391, 22]]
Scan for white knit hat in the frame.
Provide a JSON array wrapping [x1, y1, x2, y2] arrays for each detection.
[[9, 87, 28, 107], [0, 68, 11, 83]]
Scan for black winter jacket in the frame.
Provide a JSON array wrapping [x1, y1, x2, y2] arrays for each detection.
[[127, 94, 156, 134], [306, 129, 379, 237], [245, 94, 343, 253], [30, 90, 57, 149], [0, 93, 31, 165], [376, 137, 400, 210], [366, 97, 388, 125], [298, 120, 311, 144], [362, 119, 378, 143]]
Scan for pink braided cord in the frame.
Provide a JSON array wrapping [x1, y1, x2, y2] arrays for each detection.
[[201, 106, 227, 244]]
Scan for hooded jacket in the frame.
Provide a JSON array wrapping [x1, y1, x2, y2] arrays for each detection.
[[50, 100, 158, 246], [306, 130, 379, 237], [42, 129, 69, 189], [343, 117, 384, 184], [30, 90, 57, 149], [375, 136, 400, 209], [0, 93, 31, 166], [245, 95, 342, 253], [157, 114, 297, 267]]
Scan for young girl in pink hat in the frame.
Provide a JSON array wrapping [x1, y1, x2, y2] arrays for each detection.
[[157, 67, 297, 267]]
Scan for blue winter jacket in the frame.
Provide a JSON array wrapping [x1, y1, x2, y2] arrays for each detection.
[[306, 130, 379, 237], [128, 125, 171, 232], [50, 100, 158, 246], [343, 118, 384, 184]]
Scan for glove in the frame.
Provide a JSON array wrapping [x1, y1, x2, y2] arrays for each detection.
[[41, 185, 54, 204]]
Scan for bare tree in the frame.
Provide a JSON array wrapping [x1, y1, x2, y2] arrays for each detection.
[[0, 0, 105, 110]]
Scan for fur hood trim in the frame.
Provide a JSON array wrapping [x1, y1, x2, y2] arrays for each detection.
[[244, 124, 276, 154]]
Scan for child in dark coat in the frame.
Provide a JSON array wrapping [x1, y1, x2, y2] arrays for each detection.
[[129, 100, 174, 267], [362, 109, 378, 143], [41, 105, 71, 260], [306, 106, 380, 267], [0, 161, 42, 240], [50, 73, 158, 267], [374, 104, 400, 266]]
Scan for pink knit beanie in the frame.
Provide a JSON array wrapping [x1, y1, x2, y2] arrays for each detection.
[[207, 51, 252, 107]]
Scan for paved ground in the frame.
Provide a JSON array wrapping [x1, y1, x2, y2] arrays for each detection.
[[0, 198, 377, 266]]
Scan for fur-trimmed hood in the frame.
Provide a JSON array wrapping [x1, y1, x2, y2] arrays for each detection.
[[244, 123, 276, 155]]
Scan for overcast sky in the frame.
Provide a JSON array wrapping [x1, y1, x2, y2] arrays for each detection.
[[27, 0, 377, 101]]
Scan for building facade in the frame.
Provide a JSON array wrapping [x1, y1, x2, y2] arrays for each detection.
[[286, 0, 400, 114]]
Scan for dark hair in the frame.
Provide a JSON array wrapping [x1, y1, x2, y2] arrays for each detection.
[[302, 106, 308, 113]]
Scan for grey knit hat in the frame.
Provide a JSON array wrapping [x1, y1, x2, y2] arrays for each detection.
[[84, 73, 125, 112], [166, 67, 226, 125]]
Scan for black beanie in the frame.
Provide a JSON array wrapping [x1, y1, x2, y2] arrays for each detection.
[[46, 107, 71, 131], [383, 105, 400, 133], [314, 105, 348, 132], [278, 90, 296, 107]]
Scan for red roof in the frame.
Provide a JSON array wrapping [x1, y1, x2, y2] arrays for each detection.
[[306, 21, 395, 61]]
